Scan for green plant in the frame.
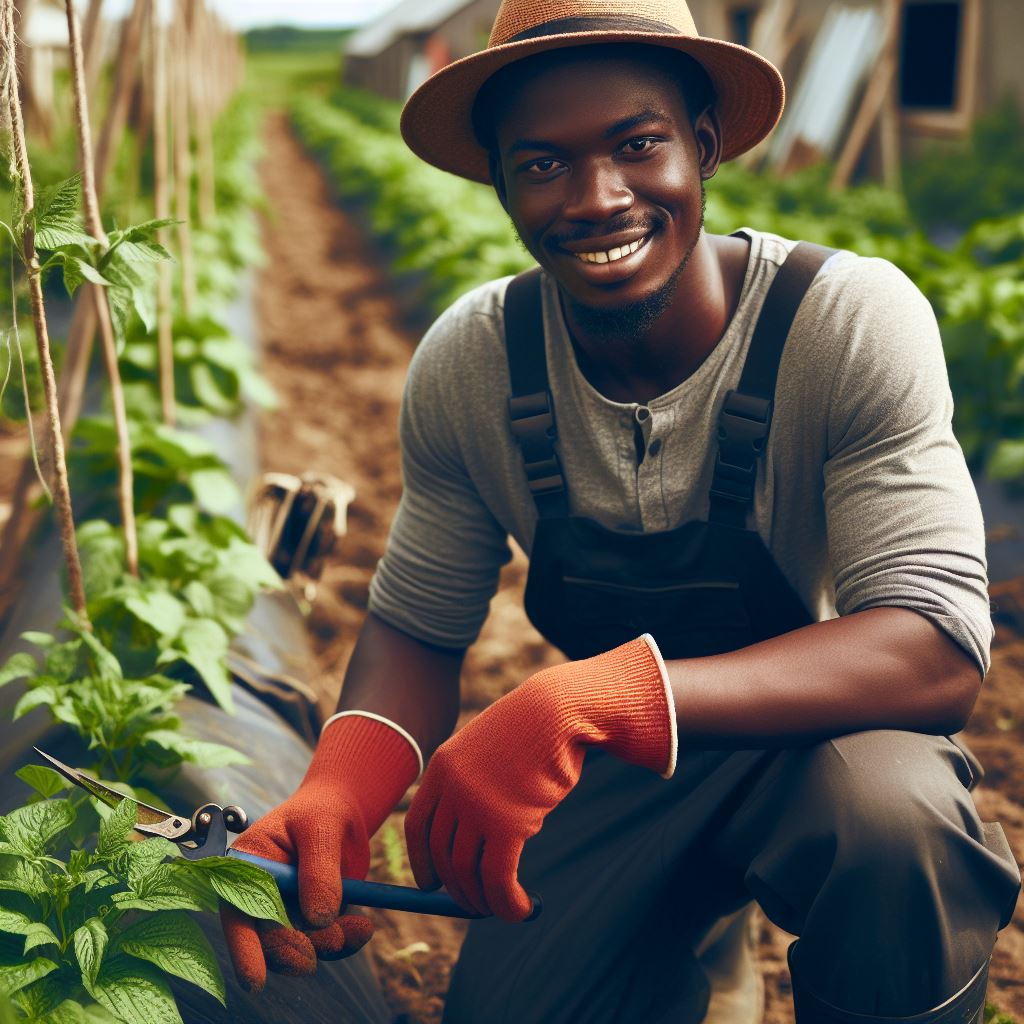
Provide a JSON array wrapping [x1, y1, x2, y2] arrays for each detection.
[[0, 780, 288, 1022]]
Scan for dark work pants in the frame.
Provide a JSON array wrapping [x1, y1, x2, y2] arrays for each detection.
[[443, 731, 1021, 1024]]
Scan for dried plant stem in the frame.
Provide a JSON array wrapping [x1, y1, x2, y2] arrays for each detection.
[[1, 0, 88, 619], [151, 14, 174, 426], [66, 0, 139, 577]]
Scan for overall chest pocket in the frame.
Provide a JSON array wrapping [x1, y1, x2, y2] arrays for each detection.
[[560, 575, 752, 657]]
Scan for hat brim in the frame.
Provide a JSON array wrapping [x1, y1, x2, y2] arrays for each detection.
[[400, 31, 784, 185]]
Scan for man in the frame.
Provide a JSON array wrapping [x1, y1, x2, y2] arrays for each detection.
[[222, 2, 1022, 1021]]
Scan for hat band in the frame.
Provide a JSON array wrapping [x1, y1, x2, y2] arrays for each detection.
[[505, 15, 682, 45]]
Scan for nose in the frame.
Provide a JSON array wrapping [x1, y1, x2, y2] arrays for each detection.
[[561, 158, 633, 223]]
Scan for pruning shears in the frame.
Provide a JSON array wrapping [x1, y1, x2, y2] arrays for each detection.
[[33, 748, 541, 921]]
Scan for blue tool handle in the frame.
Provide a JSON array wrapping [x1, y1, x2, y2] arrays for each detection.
[[227, 849, 542, 921]]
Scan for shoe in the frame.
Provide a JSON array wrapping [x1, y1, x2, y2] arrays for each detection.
[[787, 940, 990, 1023]]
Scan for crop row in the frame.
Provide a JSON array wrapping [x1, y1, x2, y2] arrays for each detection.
[[0, 80, 289, 1023], [292, 89, 1024, 482]]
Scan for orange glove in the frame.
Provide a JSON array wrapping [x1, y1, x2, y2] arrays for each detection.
[[405, 635, 676, 922], [221, 714, 421, 992]]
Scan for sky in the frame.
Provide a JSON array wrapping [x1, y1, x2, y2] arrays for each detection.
[[104, 0, 398, 29]]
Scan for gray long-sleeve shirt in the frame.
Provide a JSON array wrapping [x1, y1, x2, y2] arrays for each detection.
[[368, 229, 993, 674]]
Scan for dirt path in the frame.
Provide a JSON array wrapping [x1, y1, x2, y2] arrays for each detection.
[[253, 112, 1024, 1023]]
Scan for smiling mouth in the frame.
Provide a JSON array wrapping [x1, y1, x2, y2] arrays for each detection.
[[572, 233, 651, 265]]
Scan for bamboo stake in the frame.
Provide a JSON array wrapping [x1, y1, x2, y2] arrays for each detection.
[[151, 8, 174, 425], [172, 0, 195, 314], [81, 0, 104, 95], [192, 0, 215, 226], [93, 0, 146, 198], [1, 0, 153, 596], [66, 0, 139, 577], [1, 0, 88, 620]]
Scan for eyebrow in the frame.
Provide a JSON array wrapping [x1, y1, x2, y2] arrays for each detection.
[[507, 109, 672, 156]]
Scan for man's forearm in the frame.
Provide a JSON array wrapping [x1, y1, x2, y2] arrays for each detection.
[[336, 612, 464, 760], [666, 607, 981, 748]]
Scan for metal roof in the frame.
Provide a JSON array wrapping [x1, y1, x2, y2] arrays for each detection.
[[345, 0, 476, 58]]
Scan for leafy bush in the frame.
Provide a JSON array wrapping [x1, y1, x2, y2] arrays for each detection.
[[0, 781, 287, 1023], [903, 100, 1024, 233]]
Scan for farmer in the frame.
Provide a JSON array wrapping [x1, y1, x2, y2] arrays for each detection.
[[223, 1, 1022, 1021]]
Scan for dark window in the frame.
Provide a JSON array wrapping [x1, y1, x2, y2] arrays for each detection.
[[900, 1, 962, 108], [728, 6, 759, 49]]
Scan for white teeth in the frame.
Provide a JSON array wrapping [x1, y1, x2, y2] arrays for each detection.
[[576, 234, 649, 265]]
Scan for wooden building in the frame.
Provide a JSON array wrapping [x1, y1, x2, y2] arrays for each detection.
[[686, 0, 1024, 179], [344, 0, 501, 101]]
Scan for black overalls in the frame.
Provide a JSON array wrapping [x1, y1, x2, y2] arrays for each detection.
[[509, 242, 832, 662], [442, 246, 1021, 1024]]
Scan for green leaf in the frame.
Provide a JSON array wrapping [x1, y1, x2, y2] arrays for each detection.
[[184, 857, 289, 925], [85, 955, 182, 1024], [79, 632, 122, 686], [73, 918, 107, 990], [11, 969, 76, 1018], [13, 686, 59, 721], [189, 469, 239, 514], [174, 620, 233, 711], [118, 912, 225, 1006], [0, 957, 57, 997], [0, 801, 75, 856], [45, 998, 121, 1023], [123, 592, 185, 640], [142, 731, 250, 768], [58, 254, 111, 297], [21, 924, 58, 956], [15, 766, 69, 800], [35, 175, 81, 225], [97, 799, 137, 858], [111, 864, 210, 913], [19, 632, 54, 648], [0, 652, 36, 687], [181, 582, 214, 618], [987, 438, 1024, 480], [34, 219, 96, 252]]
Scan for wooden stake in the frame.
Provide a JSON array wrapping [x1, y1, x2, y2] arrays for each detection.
[[93, 0, 146, 198], [151, 10, 174, 426], [172, 0, 195, 315], [81, 0, 104, 95], [66, 0, 139, 577], [1, 0, 88, 620]]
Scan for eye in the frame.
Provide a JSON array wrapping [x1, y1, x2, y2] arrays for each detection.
[[521, 157, 563, 178], [620, 137, 661, 155]]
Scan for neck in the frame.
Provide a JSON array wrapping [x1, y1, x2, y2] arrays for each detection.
[[561, 232, 748, 404]]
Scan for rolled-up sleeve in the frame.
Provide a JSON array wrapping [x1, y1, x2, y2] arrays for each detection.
[[822, 259, 993, 675], [368, 314, 512, 649]]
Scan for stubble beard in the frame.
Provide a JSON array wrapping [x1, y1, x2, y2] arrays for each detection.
[[554, 184, 706, 345]]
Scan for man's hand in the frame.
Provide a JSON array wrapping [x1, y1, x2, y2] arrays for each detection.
[[404, 635, 676, 922], [221, 715, 420, 992]]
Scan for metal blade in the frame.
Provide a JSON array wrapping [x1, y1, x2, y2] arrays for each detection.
[[32, 748, 193, 842]]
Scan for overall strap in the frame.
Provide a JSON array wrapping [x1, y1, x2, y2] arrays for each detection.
[[504, 267, 570, 518], [708, 241, 837, 528]]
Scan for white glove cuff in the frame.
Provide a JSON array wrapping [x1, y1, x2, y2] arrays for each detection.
[[321, 710, 425, 780], [639, 633, 678, 779]]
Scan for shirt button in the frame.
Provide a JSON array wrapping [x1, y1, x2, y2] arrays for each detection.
[[649, 438, 662, 456], [635, 406, 650, 423]]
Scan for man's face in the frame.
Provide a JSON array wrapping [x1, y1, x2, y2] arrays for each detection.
[[491, 51, 712, 314]]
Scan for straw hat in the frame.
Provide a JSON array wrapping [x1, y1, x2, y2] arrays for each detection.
[[400, 0, 785, 185]]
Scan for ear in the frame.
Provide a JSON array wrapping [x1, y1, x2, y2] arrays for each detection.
[[489, 152, 510, 213], [693, 106, 724, 181]]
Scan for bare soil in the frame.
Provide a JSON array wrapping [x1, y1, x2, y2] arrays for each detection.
[[254, 113, 1024, 1023]]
